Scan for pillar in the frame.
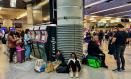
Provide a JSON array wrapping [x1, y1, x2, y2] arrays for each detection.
[[57, 0, 83, 61], [27, 4, 33, 27]]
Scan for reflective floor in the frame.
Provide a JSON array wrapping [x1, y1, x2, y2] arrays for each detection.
[[0, 42, 131, 79]]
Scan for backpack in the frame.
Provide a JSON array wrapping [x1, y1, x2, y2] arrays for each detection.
[[34, 59, 47, 73], [56, 66, 69, 73], [87, 55, 101, 68], [2, 34, 6, 44]]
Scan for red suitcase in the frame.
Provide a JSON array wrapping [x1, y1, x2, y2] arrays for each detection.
[[16, 49, 25, 63]]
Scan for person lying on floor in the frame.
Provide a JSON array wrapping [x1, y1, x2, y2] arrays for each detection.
[[87, 35, 108, 68], [68, 53, 81, 78]]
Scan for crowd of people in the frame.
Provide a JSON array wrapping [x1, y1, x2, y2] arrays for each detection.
[[0, 23, 130, 78], [84, 24, 130, 72], [0, 28, 32, 63], [0, 28, 81, 78]]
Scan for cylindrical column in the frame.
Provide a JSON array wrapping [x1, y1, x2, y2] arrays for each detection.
[[57, 0, 83, 61], [27, 4, 33, 27]]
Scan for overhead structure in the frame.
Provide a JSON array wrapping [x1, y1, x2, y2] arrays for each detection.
[[84, 0, 131, 18]]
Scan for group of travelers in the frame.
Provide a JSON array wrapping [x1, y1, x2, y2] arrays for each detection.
[[0, 28, 31, 63], [0, 23, 130, 78], [0, 28, 81, 78], [84, 24, 129, 72]]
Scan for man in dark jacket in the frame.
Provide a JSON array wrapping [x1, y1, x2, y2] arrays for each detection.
[[87, 36, 108, 68], [112, 24, 128, 72]]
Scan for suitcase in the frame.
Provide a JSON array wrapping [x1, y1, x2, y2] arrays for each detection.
[[16, 49, 25, 63]]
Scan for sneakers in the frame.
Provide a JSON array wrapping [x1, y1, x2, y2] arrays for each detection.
[[69, 71, 73, 78], [75, 72, 79, 78], [102, 65, 108, 69], [69, 71, 79, 78], [112, 68, 121, 72], [121, 68, 125, 71], [112, 68, 125, 72]]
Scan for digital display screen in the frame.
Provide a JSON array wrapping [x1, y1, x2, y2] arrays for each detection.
[[10, 27, 15, 31], [1, 27, 7, 33]]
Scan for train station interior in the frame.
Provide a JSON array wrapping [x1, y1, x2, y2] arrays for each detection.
[[0, 0, 131, 79]]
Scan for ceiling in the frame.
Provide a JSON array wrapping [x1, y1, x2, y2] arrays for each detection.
[[84, 0, 131, 18], [0, 0, 43, 9], [0, 0, 26, 9], [0, 0, 49, 23], [0, 8, 26, 19]]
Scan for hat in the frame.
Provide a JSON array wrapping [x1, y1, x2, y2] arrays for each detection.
[[115, 24, 124, 28]]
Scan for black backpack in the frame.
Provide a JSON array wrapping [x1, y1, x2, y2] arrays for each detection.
[[2, 34, 6, 44]]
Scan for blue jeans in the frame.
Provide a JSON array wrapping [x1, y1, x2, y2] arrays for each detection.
[[25, 45, 31, 58], [115, 45, 126, 69]]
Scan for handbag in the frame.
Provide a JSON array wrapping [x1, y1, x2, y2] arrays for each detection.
[[87, 55, 101, 68], [56, 66, 69, 73], [27, 40, 32, 45], [34, 59, 46, 73], [45, 63, 54, 73]]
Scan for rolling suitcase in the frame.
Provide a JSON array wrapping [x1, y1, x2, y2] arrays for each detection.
[[16, 48, 25, 63]]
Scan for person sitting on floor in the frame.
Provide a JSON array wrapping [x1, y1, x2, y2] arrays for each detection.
[[68, 53, 81, 78], [54, 50, 68, 73], [87, 35, 108, 68]]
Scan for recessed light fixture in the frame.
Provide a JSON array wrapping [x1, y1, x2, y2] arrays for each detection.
[[10, 0, 16, 7], [0, 7, 2, 10]]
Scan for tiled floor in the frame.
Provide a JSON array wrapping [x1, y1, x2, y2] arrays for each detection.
[[0, 43, 131, 79]]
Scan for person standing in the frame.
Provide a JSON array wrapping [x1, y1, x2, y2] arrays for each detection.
[[98, 30, 104, 45], [112, 24, 128, 72], [8, 31, 18, 63], [24, 29, 31, 61]]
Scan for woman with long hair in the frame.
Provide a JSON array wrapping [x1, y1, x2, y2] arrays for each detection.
[[24, 29, 31, 61], [68, 53, 81, 78], [8, 31, 18, 63]]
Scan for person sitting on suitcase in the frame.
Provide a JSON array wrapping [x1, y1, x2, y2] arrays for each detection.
[[68, 53, 81, 78], [87, 35, 108, 68]]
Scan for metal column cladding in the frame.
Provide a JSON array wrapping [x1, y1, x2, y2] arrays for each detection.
[[49, 0, 57, 24], [57, 0, 83, 61]]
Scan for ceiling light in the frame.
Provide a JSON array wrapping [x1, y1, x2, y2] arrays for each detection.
[[33, 0, 49, 9], [105, 17, 112, 19], [16, 12, 27, 19], [90, 4, 131, 14], [23, 0, 32, 3], [129, 19, 131, 22], [85, 0, 107, 8], [0, 7, 2, 10], [10, 0, 16, 7], [91, 16, 99, 18], [89, 17, 95, 20]]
